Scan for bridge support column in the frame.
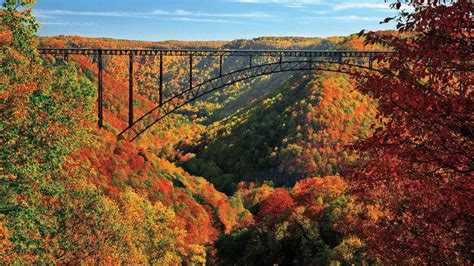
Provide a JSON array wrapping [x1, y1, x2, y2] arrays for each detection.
[[189, 55, 193, 91], [129, 54, 134, 128], [219, 55, 223, 77], [98, 49, 103, 128], [159, 53, 163, 106], [338, 53, 343, 71]]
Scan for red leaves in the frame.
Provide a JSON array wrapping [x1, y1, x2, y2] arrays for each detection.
[[257, 188, 295, 222], [257, 176, 348, 225], [350, 0, 473, 263]]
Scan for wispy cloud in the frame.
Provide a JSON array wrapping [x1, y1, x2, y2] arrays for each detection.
[[301, 15, 382, 23], [172, 17, 245, 24], [167, 10, 271, 18], [227, 0, 330, 8], [229, 0, 323, 4], [332, 2, 391, 11], [333, 15, 382, 21], [41, 22, 95, 26], [310, 10, 329, 14], [35, 9, 272, 21], [35, 14, 54, 19], [35, 9, 154, 19]]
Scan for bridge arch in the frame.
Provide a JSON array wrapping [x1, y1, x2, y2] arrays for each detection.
[[38, 48, 389, 141], [118, 59, 378, 141]]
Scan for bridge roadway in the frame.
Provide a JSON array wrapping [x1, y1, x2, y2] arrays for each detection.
[[38, 47, 389, 58]]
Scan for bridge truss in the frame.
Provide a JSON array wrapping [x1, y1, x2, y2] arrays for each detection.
[[38, 48, 390, 141]]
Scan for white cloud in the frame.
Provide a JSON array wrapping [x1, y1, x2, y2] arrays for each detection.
[[301, 15, 382, 22], [35, 9, 154, 19], [332, 2, 391, 11], [333, 15, 381, 21], [172, 17, 245, 24], [35, 9, 272, 20], [168, 10, 271, 18], [228, 0, 325, 5], [35, 8, 273, 26], [35, 14, 53, 19], [41, 22, 95, 26], [311, 10, 329, 14]]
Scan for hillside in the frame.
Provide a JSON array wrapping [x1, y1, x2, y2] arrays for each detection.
[[31, 33, 379, 263], [37, 36, 258, 258], [185, 72, 377, 193]]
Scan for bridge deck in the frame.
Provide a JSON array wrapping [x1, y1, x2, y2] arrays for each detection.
[[38, 48, 391, 57]]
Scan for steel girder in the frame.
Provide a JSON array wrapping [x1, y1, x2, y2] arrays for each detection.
[[38, 48, 390, 58]]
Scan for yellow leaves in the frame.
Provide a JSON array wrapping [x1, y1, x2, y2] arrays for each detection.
[[188, 244, 207, 265], [293, 206, 306, 217], [332, 236, 366, 262], [234, 182, 274, 208], [20, 0, 38, 5], [158, 158, 184, 175], [115, 189, 186, 264], [121, 189, 146, 221], [292, 176, 347, 205], [274, 221, 290, 241], [366, 204, 387, 222]]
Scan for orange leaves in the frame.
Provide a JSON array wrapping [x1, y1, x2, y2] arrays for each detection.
[[0, 220, 12, 263], [305, 112, 313, 122], [0, 24, 12, 47], [178, 153, 196, 163], [292, 176, 347, 206], [254, 176, 349, 225]]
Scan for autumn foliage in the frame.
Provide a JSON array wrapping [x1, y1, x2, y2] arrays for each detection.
[[1, 1, 247, 263], [216, 176, 371, 264], [1, 0, 472, 264], [349, 0, 473, 263]]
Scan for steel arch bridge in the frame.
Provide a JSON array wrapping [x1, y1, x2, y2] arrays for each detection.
[[38, 48, 390, 141]]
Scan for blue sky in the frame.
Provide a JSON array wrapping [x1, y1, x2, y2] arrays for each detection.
[[34, 0, 400, 41]]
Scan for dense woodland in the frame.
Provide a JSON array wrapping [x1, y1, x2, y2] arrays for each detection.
[[1, 0, 472, 264]]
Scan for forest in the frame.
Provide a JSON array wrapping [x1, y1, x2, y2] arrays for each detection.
[[1, 0, 472, 264]]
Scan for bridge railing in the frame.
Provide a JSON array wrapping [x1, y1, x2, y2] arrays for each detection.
[[38, 48, 390, 57]]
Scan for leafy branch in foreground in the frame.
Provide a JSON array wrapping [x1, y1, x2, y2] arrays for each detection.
[[350, 0, 473, 264]]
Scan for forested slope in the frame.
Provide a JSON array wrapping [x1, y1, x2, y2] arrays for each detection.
[[185, 72, 377, 193], [3, 12, 379, 262]]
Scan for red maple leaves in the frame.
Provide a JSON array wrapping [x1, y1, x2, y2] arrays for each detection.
[[350, 0, 473, 263]]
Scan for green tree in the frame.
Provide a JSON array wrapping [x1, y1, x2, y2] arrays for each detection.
[[1, 0, 96, 262]]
